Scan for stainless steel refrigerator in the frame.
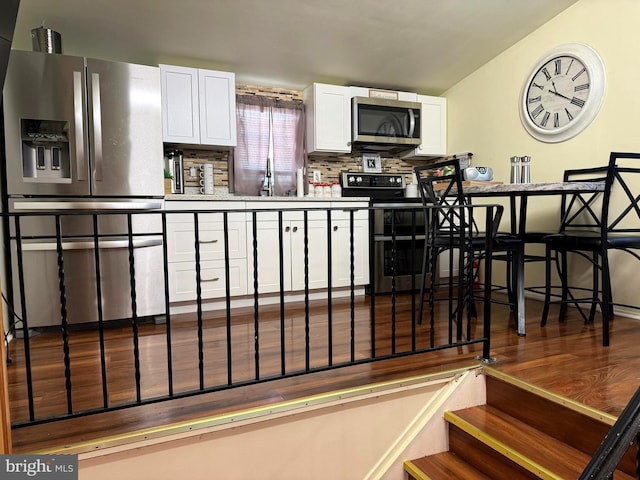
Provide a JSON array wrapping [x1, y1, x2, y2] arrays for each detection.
[[2, 50, 165, 328]]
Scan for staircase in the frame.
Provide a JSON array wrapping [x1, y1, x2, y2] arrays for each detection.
[[404, 368, 636, 480]]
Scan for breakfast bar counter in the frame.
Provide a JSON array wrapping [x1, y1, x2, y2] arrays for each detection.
[[461, 181, 606, 336]]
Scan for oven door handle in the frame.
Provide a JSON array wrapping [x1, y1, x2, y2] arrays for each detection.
[[374, 235, 426, 242]]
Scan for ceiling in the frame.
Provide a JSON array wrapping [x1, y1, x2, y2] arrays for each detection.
[[12, 0, 579, 95]]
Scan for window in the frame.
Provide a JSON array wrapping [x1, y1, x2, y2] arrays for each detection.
[[233, 95, 306, 196]]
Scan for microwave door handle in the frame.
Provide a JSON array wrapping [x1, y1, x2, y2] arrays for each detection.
[[91, 72, 103, 182], [73, 71, 86, 182], [408, 108, 416, 138]]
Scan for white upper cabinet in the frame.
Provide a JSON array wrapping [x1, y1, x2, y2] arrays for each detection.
[[160, 65, 237, 147], [303, 83, 352, 154], [404, 94, 447, 158], [198, 69, 237, 146], [161, 65, 200, 144]]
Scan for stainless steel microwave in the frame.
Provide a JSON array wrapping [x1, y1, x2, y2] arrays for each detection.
[[352, 96, 422, 149]]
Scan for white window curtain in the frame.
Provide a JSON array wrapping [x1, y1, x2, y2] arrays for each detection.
[[233, 95, 306, 196]]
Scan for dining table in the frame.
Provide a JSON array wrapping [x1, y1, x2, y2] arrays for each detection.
[[458, 181, 606, 336]]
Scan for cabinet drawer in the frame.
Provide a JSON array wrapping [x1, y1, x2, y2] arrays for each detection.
[[167, 221, 246, 262], [165, 210, 246, 223], [168, 259, 247, 302], [330, 204, 369, 221]]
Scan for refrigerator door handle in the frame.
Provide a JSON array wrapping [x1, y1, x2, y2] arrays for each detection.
[[20, 237, 163, 252], [91, 72, 104, 182], [13, 201, 164, 211], [74, 71, 87, 182]]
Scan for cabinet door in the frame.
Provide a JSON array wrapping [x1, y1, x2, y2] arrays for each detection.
[[160, 64, 200, 144], [198, 69, 237, 147], [289, 220, 329, 291], [331, 219, 369, 287], [248, 220, 293, 294], [248, 219, 329, 293], [415, 94, 447, 156], [304, 83, 351, 154]]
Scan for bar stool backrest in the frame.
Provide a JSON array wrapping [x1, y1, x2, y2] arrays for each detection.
[[603, 152, 640, 236], [559, 166, 609, 233]]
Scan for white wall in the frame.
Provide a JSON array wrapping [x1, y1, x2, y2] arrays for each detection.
[[444, 0, 640, 311], [76, 371, 486, 480]]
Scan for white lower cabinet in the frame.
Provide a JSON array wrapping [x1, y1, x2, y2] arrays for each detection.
[[248, 218, 330, 294], [247, 201, 369, 294], [165, 202, 247, 302], [247, 206, 330, 294], [330, 216, 369, 287], [165, 200, 369, 305]]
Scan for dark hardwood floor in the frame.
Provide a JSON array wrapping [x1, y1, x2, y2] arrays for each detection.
[[6, 292, 640, 453]]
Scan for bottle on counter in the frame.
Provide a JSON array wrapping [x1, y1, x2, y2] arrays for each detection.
[[521, 155, 531, 183], [314, 183, 324, 198], [331, 181, 342, 198], [307, 181, 315, 197], [510, 156, 521, 184], [323, 183, 332, 198]]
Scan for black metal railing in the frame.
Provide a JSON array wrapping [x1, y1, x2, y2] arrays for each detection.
[[2, 203, 500, 429], [579, 386, 640, 479]]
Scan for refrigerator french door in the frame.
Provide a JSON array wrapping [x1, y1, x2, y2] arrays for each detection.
[[3, 50, 162, 197], [2, 50, 165, 328]]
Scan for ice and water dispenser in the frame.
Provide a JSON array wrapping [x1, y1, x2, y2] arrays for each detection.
[[21, 119, 71, 182]]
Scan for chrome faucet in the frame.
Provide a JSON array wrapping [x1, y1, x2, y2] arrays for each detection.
[[260, 158, 274, 196]]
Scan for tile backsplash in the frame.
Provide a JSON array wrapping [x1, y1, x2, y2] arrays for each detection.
[[177, 149, 229, 190], [167, 83, 433, 192]]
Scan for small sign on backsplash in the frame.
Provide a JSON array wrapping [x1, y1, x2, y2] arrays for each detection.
[[362, 153, 382, 173]]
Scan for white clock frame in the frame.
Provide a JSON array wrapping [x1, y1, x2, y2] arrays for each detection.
[[520, 43, 606, 143]]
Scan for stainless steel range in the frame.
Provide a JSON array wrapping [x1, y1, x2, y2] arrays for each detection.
[[341, 172, 428, 294]]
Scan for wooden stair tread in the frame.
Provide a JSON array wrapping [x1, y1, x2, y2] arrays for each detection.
[[406, 452, 492, 480], [485, 373, 637, 476], [450, 405, 634, 480]]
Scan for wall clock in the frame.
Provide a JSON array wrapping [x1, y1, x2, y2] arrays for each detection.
[[520, 43, 606, 143]]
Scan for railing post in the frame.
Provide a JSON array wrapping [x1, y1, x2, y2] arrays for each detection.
[[0, 274, 12, 452]]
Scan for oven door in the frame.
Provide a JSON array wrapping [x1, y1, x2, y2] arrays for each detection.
[[371, 203, 429, 294], [373, 236, 427, 293]]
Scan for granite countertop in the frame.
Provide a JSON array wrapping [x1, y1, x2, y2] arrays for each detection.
[[461, 181, 605, 195]]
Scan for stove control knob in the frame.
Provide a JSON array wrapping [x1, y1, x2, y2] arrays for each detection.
[[348, 176, 355, 184], [356, 176, 362, 183]]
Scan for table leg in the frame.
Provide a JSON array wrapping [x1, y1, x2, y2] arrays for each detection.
[[515, 195, 529, 335], [514, 247, 526, 336]]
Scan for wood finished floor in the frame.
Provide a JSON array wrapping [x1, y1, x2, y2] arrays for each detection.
[[6, 292, 640, 453]]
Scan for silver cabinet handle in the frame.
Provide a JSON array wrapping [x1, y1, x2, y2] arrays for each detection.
[[73, 71, 86, 182], [199, 239, 219, 244], [201, 277, 220, 282], [91, 72, 103, 181]]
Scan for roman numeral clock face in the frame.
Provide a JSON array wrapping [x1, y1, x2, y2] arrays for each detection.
[[520, 44, 606, 143]]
